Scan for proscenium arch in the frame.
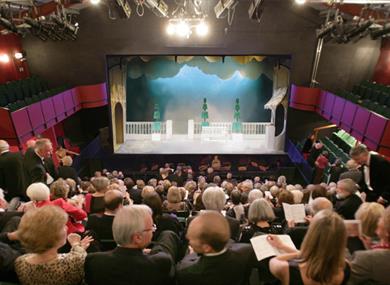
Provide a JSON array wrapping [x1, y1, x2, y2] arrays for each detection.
[[115, 103, 124, 144]]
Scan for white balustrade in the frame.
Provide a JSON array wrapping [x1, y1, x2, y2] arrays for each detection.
[[125, 121, 167, 139]]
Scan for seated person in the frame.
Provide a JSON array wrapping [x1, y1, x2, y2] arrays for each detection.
[[143, 193, 182, 240], [211, 155, 221, 171], [15, 206, 92, 285], [162, 186, 187, 212], [84, 205, 180, 285], [85, 177, 110, 214], [57, 156, 79, 184], [176, 211, 257, 285], [269, 210, 350, 285], [226, 190, 245, 223], [50, 179, 87, 234], [86, 190, 123, 250], [240, 198, 283, 243], [334, 179, 363, 220], [348, 205, 390, 285]]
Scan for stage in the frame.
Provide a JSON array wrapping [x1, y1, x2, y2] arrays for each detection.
[[116, 134, 284, 154]]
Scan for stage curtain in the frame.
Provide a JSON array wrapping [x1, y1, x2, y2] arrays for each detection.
[[232, 56, 265, 64]]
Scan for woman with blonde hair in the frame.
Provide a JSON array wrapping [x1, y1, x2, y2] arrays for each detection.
[[15, 206, 92, 285], [269, 210, 350, 285], [355, 202, 385, 238], [162, 186, 187, 212]]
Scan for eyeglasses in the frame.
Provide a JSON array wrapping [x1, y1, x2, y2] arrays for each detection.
[[143, 224, 157, 233]]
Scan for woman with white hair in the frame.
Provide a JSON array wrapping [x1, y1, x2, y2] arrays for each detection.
[[18, 183, 51, 212], [240, 198, 282, 243]]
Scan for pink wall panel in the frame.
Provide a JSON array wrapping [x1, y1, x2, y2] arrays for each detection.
[[40, 98, 57, 128], [351, 107, 370, 140], [322, 92, 336, 120], [26, 102, 45, 135], [10, 108, 33, 143], [63, 90, 76, 116], [52, 92, 66, 121], [340, 101, 357, 132], [331, 96, 346, 125]]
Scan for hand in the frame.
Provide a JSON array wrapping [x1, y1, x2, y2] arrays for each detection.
[[67, 233, 81, 246], [360, 235, 372, 250], [304, 215, 313, 224], [7, 231, 18, 241], [267, 234, 284, 249], [360, 192, 367, 202], [287, 220, 295, 228], [143, 248, 151, 254], [80, 235, 94, 250]]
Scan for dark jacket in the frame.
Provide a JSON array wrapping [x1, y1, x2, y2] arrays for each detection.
[[0, 151, 25, 199], [57, 165, 79, 183], [176, 243, 257, 285], [23, 150, 46, 187], [334, 194, 362, 220], [84, 231, 179, 285]]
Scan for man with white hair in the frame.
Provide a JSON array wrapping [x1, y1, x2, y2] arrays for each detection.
[[85, 205, 180, 285], [334, 178, 363, 219], [23, 138, 53, 186], [0, 140, 25, 208], [201, 186, 241, 241], [339, 159, 362, 184]]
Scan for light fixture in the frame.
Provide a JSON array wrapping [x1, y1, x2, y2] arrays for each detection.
[[176, 20, 191, 38], [166, 18, 209, 38], [90, 0, 101, 5], [166, 22, 175, 35], [144, 0, 169, 17], [0, 54, 10, 63], [295, 0, 306, 4], [214, 0, 238, 18], [196, 21, 208, 36], [14, 52, 23, 59]]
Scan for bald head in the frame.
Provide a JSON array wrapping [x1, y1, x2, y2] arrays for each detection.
[[310, 197, 333, 215], [0, 140, 9, 153], [104, 190, 124, 211], [187, 211, 230, 253]]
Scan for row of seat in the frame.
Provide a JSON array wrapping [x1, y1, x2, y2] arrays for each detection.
[[0, 76, 69, 112], [321, 135, 351, 164], [336, 81, 390, 118]]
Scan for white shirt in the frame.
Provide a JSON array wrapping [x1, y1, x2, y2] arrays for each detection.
[[203, 247, 228, 257], [363, 152, 373, 191]]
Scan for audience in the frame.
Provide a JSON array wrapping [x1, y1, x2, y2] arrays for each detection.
[[84, 205, 180, 285], [15, 206, 92, 285], [269, 210, 350, 285], [177, 211, 256, 285], [0, 136, 389, 284], [334, 178, 363, 219], [348, 206, 390, 285], [57, 156, 79, 184]]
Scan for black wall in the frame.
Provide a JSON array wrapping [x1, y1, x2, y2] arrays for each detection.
[[23, 0, 321, 87]]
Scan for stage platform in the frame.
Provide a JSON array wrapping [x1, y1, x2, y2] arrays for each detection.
[[116, 135, 284, 154]]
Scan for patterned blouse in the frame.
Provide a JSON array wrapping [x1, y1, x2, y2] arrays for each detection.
[[15, 245, 86, 285]]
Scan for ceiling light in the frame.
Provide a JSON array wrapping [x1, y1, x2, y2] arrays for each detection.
[[14, 52, 23, 59], [166, 22, 175, 35], [176, 21, 191, 38], [295, 0, 306, 4], [90, 0, 100, 4], [0, 54, 10, 63], [196, 21, 208, 36]]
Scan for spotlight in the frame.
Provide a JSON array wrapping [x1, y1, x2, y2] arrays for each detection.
[[196, 21, 208, 37], [176, 21, 191, 38], [90, 0, 100, 5], [166, 22, 175, 35], [295, 0, 306, 4], [14, 52, 23, 59], [0, 54, 10, 63]]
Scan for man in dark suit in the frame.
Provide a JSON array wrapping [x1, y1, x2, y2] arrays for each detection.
[[23, 138, 53, 187], [177, 211, 257, 285], [350, 145, 390, 203], [84, 205, 180, 285], [333, 178, 362, 219], [0, 140, 26, 207]]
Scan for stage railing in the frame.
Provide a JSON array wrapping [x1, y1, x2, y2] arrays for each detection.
[[125, 121, 169, 139], [193, 122, 270, 135]]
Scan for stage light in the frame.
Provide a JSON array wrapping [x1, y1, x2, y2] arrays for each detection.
[[176, 21, 191, 38], [196, 21, 208, 37], [14, 52, 23, 59], [166, 22, 175, 35], [0, 54, 10, 63], [295, 0, 306, 4], [90, 0, 100, 5]]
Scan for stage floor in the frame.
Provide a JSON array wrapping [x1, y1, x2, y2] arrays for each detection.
[[116, 135, 284, 154]]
